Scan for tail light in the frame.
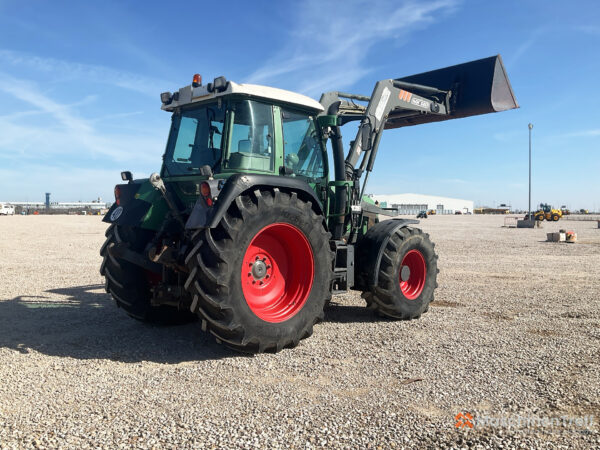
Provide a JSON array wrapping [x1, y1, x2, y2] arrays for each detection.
[[200, 182, 211, 197], [200, 182, 213, 207], [114, 186, 121, 206]]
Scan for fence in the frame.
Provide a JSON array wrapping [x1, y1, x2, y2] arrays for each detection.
[[562, 215, 600, 221]]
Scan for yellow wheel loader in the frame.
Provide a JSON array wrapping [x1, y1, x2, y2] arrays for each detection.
[[534, 203, 562, 221]]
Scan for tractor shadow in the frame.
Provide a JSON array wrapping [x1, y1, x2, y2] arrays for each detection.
[[325, 301, 395, 323], [0, 284, 235, 363]]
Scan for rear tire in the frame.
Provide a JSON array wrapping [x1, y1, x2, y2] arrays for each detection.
[[184, 189, 333, 353], [552, 214, 559, 221], [362, 227, 438, 319], [100, 224, 196, 324]]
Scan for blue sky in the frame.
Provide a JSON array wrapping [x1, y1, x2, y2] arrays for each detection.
[[0, 0, 598, 210]]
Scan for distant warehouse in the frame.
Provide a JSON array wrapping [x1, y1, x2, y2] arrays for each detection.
[[372, 193, 474, 215]]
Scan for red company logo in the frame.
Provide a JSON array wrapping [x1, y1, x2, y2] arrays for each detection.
[[455, 412, 474, 429], [398, 89, 412, 103]]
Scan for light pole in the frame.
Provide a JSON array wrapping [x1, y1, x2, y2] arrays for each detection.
[[528, 123, 533, 220]]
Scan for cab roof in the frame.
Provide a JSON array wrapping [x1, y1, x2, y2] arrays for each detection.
[[161, 80, 324, 113]]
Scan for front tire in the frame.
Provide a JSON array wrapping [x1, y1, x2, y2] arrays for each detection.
[[184, 189, 333, 353], [363, 227, 438, 319]]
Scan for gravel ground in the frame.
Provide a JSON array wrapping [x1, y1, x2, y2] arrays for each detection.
[[0, 215, 599, 448]]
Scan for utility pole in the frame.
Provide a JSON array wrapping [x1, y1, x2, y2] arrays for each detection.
[[528, 123, 533, 220]]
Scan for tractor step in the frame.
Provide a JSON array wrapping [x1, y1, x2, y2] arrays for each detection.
[[331, 241, 354, 294]]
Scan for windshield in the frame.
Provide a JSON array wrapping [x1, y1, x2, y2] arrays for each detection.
[[163, 103, 226, 176]]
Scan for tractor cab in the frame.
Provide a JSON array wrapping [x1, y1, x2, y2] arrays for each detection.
[[159, 76, 327, 185]]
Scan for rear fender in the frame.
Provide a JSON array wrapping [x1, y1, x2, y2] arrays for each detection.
[[103, 180, 164, 229], [185, 173, 324, 230]]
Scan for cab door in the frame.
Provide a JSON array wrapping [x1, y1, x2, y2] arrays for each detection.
[[279, 107, 328, 205]]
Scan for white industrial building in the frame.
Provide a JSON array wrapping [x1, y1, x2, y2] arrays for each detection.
[[372, 193, 474, 215], [1, 194, 108, 211]]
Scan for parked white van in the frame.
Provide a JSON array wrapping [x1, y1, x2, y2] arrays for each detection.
[[0, 203, 15, 215]]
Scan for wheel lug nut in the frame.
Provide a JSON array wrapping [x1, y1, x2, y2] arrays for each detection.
[[266, 265, 271, 269], [259, 281, 263, 285], [255, 256, 260, 261], [265, 275, 270, 279], [247, 272, 251, 277], [252, 280, 256, 284]]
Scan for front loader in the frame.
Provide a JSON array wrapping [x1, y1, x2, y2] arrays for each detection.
[[534, 203, 562, 221], [100, 55, 518, 353]]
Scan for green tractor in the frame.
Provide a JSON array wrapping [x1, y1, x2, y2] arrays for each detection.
[[100, 56, 517, 353]]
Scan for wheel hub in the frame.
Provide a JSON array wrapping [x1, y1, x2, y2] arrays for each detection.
[[251, 259, 268, 279], [400, 265, 411, 282]]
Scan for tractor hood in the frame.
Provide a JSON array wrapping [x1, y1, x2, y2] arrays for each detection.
[[385, 55, 518, 129]]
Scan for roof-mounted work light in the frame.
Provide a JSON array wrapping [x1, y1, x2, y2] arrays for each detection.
[[207, 76, 229, 93], [160, 92, 172, 105]]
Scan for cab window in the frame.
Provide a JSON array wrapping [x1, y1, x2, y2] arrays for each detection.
[[225, 100, 274, 172], [281, 109, 324, 179], [164, 103, 226, 176]]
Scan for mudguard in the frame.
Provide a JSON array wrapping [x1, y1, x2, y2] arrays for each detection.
[[354, 218, 419, 290], [185, 173, 324, 230], [102, 183, 152, 226]]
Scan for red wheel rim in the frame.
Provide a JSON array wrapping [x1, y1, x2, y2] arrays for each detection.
[[399, 249, 427, 300], [241, 223, 314, 323]]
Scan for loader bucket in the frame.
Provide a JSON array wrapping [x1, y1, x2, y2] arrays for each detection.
[[385, 55, 518, 129]]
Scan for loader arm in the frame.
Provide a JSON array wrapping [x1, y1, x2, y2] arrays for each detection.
[[319, 83, 451, 239], [319, 54, 518, 240]]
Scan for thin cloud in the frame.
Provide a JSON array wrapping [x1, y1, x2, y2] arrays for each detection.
[[0, 49, 170, 96], [0, 71, 162, 164], [492, 130, 524, 142], [246, 0, 458, 96], [551, 129, 600, 139], [440, 178, 469, 184], [507, 27, 547, 69], [507, 24, 600, 69], [574, 25, 600, 36]]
